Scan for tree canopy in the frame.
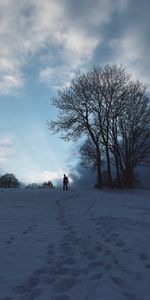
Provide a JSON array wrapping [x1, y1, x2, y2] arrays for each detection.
[[0, 173, 20, 188]]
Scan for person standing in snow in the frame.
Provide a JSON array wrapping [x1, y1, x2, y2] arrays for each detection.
[[63, 174, 69, 190]]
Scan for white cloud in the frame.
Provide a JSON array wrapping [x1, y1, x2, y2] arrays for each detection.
[[108, 27, 150, 81], [0, 73, 24, 95], [0, 137, 15, 163], [109, 30, 143, 64], [0, 0, 128, 94], [24, 170, 64, 183], [40, 67, 56, 81], [60, 30, 100, 65], [83, 0, 128, 26]]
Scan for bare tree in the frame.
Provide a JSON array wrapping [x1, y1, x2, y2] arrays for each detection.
[[116, 81, 150, 186], [89, 65, 131, 186], [90, 65, 150, 187], [49, 73, 103, 187], [48, 64, 150, 188]]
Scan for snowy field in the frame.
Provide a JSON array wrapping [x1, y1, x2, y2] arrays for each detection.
[[0, 187, 150, 300]]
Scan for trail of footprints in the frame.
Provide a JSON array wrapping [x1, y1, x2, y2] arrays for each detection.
[[2, 199, 150, 300], [5, 223, 38, 245]]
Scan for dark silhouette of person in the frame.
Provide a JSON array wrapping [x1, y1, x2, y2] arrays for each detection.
[[63, 174, 69, 190]]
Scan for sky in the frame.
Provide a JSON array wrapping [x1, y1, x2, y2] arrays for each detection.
[[0, 0, 150, 184]]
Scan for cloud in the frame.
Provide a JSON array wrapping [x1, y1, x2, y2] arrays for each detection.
[[106, 0, 150, 82], [0, 0, 128, 94], [108, 28, 149, 81], [0, 72, 24, 95], [23, 169, 64, 184], [38, 0, 127, 88], [40, 67, 55, 81], [2, 0, 148, 94], [109, 32, 141, 64], [0, 137, 15, 163]]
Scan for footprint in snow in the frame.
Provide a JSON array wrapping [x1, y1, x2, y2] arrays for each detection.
[[46, 258, 53, 265], [110, 276, 124, 287], [145, 264, 150, 269], [104, 238, 112, 243], [12, 285, 29, 295], [33, 267, 47, 276], [87, 260, 104, 273], [48, 249, 55, 256], [87, 252, 98, 261], [25, 276, 40, 289], [113, 258, 119, 265], [94, 244, 103, 252], [135, 272, 143, 280], [47, 266, 58, 276], [6, 237, 15, 244], [28, 227, 33, 232], [91, 272, 103, 280], [67, 225, 73, 230], [80, 249, 88, 257], [53, 295, 70, 300], [47, 245, 55, 257], [5, 240, 12, 244], [60, 222, 67, 226], [123, 248, 130, 253], [53, 278, 75, 293], [47, 243, 55, 250], [104, 249, 111, 256], [57, 266, 71, 275], [22, 226, 34, 235], [116, 240, 126, 247], [70, 268, 81, 277], [60, 245, 72, 255], [139, 253, 148, 261], [123, 291, 137, 300], [42, 274, 55, 285], [12, 275, 41, 296], [61, 257, 75, 266], [27, 288, 42, 300]]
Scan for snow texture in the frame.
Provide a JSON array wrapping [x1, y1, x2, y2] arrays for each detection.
[[0, 187, 150, 300]]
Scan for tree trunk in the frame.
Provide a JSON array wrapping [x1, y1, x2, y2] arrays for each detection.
[[95, 146, 103, 188], [123, 166, 134, 187], [105, 145, 113, 187], [114, 151, 122, 187]]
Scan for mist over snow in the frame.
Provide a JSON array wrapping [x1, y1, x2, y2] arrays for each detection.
[[68, 162, 150, 190], [137, 166, 150, 190], [69, 165, 96, 188]]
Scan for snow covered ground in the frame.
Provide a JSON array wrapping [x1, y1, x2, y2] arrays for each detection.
[[0, 187, 150, 300]]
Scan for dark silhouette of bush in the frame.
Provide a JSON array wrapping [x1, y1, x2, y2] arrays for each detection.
[[42, 181, 54, 188], [0, 173, 20, 188]]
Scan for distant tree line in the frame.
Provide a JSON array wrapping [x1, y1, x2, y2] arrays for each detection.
[[49, 64, 150, 188], [0, 174, 54, 189], [26, 181, 53, 188]]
